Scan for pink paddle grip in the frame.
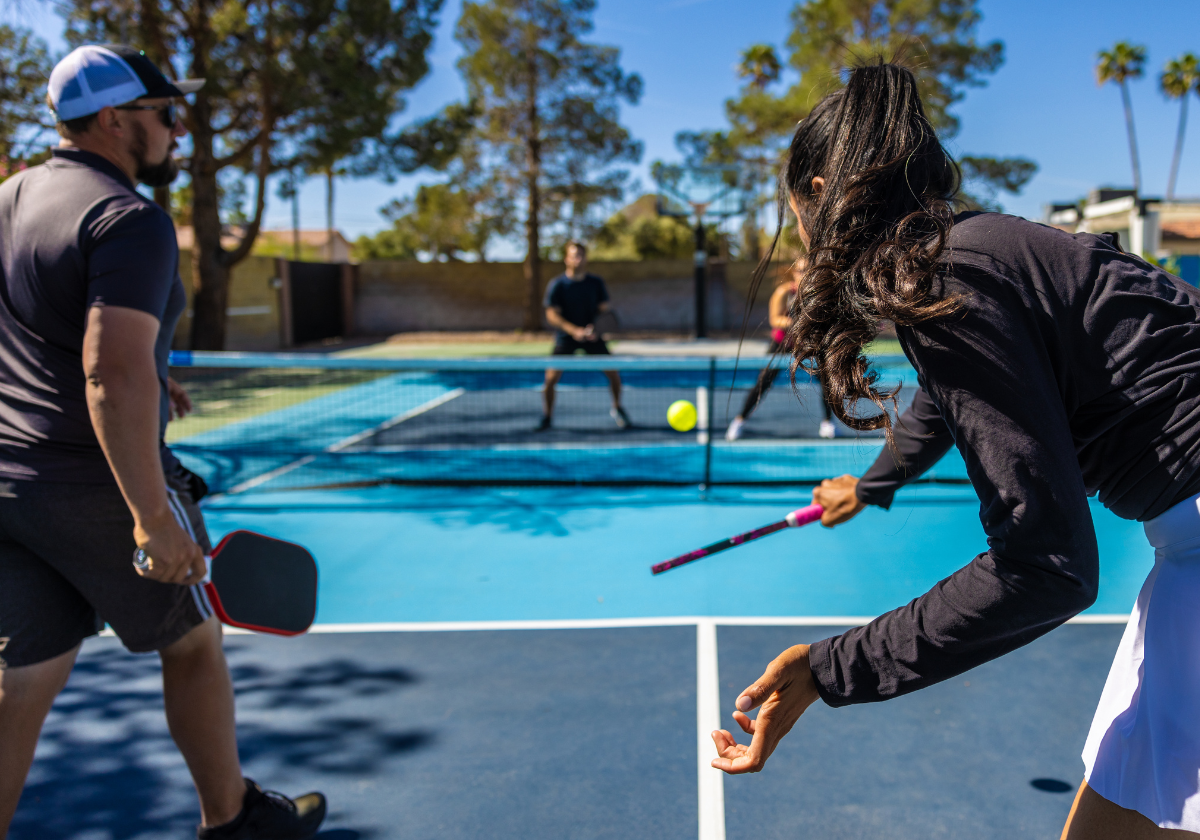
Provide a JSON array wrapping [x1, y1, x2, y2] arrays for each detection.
[[785, 504, 823, 528]]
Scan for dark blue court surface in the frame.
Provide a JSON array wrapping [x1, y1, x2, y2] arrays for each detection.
[[719, 625, 1122, 840], [12, 482, 1147, 838], [13, 624, 1121, 839]]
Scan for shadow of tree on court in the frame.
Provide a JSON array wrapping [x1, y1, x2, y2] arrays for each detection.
[[10, 642, 428, 840], [429, 498, 574, 537]]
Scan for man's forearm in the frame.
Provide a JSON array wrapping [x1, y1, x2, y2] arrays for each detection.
[[86, 364, 171, 528], [545, 308, 580, 335]]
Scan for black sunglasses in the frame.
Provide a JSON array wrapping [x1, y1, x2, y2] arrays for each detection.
[[114, 102, 179, 128]]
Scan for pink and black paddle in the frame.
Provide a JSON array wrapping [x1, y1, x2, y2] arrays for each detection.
[[651, 503, 824, 575]]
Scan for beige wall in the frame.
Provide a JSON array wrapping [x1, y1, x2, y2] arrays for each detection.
[[174, 251, 283, 351], [353, 259, 779, 336], [173, 255, 784, 350]]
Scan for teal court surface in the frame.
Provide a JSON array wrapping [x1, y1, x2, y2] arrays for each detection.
[[11, 354, 1153, 839]]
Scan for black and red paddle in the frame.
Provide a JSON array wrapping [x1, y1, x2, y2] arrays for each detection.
[[651, 503, 824, 575], [137, 530, 318, 635], [204, 531, 318, 635]]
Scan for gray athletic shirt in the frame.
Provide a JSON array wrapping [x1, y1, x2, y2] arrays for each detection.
[[0, 148, 185, 483], [809, 212, 1200, 707]]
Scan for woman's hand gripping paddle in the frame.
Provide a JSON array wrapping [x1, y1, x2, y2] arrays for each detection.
[[651, 504, 824, 575], [138, 530, 318, 635]]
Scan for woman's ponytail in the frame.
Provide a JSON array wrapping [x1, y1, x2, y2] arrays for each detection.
[[752, 62, 960, 447]]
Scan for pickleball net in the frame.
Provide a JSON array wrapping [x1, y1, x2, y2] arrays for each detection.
[[167, 352, 963, 494]]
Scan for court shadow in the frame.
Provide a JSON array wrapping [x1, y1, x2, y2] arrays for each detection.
[[431, 499, 572, 537], [10, 641, 431, 840], [1030, 778, 1075, 793]]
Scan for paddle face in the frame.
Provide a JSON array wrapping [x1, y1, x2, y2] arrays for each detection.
[[593, 309, 620, 338], [204, 530, 317, 636]]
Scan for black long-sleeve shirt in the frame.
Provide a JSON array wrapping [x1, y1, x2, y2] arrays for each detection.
[[808, 211, 1200, 707], [854, 386, 955, 509]]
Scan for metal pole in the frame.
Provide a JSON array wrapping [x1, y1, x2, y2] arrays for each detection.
[[694, 219, 707, 338]]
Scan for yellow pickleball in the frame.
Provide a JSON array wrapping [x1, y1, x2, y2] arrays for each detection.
[[667, 400, 697, 432]]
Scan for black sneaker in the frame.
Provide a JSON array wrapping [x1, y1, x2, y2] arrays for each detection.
[[610, 406, 632, 429], [197, 778, 326, 840], [535, 415, 552, 431]]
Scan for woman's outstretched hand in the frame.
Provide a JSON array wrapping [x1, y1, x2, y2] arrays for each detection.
[[711, 644, 821, 774], [813, 474, 865, 527]]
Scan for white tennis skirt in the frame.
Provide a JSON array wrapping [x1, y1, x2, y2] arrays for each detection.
[[1083, 491, 1200, 830]]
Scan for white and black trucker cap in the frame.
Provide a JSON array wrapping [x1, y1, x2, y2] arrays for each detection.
[[48, 45, 204, 121]]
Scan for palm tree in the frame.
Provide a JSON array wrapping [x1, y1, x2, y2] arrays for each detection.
[[737, 44, 781, 90], [1097, 42, 1148, 194], [1161, 53, 1200, 200]]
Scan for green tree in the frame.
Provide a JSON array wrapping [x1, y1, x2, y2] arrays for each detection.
[[354, 225, 421, 261], [591, 197, 725, 261], [737, 43, 782, 89], [958, 155, 1038, 211], [379, 183, 476, 260], [357, 133, 519, 263], [788, 0, 1003, 137], [0, 25, 53, 167], [63, 0, 446, 349], [593, 213, 694, 260], [670, 1, 1028, 256], [1161, 53, 1200, 201], [454, 0, 643, 329], [1097, 41, 1147, 195]]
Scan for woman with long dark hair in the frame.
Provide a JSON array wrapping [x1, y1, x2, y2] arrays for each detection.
[[713, 63, 1200, 839]]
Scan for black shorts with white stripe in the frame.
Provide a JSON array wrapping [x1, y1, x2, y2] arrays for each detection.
[[0, 462, 213, 668]]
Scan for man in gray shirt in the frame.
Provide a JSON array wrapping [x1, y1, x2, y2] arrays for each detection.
[[0, 46, 324, 839]]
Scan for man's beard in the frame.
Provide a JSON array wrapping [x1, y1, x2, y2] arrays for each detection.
[[131, 119, 179, 188]]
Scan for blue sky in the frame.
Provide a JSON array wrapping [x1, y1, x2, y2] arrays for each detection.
[[8, 0, 1200, 255]]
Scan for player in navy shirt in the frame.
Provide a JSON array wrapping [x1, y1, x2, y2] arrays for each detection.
[[539, 241, 631, 430]]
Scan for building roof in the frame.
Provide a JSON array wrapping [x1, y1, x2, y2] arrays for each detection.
[[255, 229, 352, 248], [1162, 219, 1200, 242], [175, 226, 352, 251], [174, 225, 242, 251]]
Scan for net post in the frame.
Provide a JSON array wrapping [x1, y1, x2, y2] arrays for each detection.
[[702, 357, 716, 488]]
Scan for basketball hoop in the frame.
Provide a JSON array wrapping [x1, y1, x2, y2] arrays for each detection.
[[652, 164, 747, 338]]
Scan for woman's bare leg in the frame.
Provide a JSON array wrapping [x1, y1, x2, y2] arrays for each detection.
[[1061, 780, 1200, 839]]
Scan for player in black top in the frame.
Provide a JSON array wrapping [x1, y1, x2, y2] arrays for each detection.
[[724, 258, 837, 441], [709, 63, 1200, 839], [539, 241, 631, 431], [0, 46, 324, 840]]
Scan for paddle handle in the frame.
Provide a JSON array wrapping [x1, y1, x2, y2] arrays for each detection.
[[651, 503, 824, 575], [785, 503, 823, 528]]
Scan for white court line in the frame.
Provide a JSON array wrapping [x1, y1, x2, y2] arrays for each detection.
[[362, 440, 701, 453], [101, 612, 1133, 637], [327, 388, 465, 452], [303, 616, 877, 633], [287, 613, 1134, 634], [696, 620, 725, 840], [226, 454, 317, 495], [224, 388, 465, 494]]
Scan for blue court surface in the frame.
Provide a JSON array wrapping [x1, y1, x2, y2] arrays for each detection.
[[13, 482, 1149, 839]]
